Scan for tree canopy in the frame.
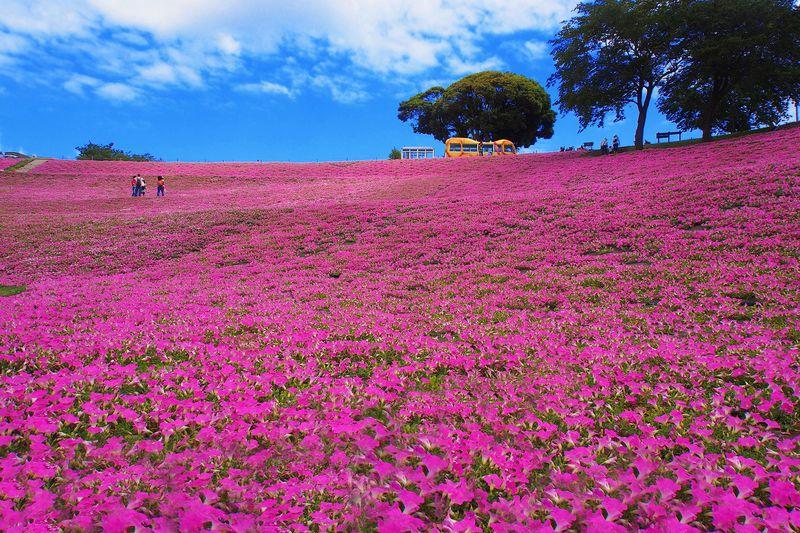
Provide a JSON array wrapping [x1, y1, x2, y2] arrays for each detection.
[[398, 71, 555, 148], [549, 0, 679, 149], [658, 0, 800, 141], [549, 0, 800, 145], [75, 142, 159, 161]]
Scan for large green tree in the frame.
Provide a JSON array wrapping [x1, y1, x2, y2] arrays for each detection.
[[75, 142, 159, 161], [549, 0, 679, 149], [658, 0, 800, 141], [398, 71, 555, 148]]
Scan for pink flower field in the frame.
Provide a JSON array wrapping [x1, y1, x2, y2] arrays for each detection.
[[0, 159, 21, 172], [1, 127, 799, 531]]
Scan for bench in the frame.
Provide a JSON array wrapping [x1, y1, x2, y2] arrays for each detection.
[[582, 142, 594, 149], [656, 131, 682, 143]]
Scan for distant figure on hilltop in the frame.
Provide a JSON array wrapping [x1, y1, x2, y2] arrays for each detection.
[[600, 138, 609, 155], [612, 134, 620, 153], [157, 176, 165, 197]]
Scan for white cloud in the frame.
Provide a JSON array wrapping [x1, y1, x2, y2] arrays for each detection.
[[446, 56, 504, 76], [217, 33, 241, 55], [95, 81, 139, 101], [0, 31, 27, 66], [278, 63, 370, 103], [0, 0, 576, 102], [522, 40, 549, 61], [64, 74, 101, 94], [0, 32, 27, 54], [238, 80, 295, 98], [137, 62, 177, 84], [0, 1, 96, 37], [310, 75, 368, 104], [137, 61, 203, 88], [112, 30, 149, 47]]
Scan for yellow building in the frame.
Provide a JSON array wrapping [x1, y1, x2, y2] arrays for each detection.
[[444, 137, 516, 157], [444, 138, 481, 158], [491, 139, 516, 155]]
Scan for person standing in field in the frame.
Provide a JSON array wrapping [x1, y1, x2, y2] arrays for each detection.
[[600, 138, 609, 155], [140, 176, 147, 196], [131, 176, 137, 196], [612, 134, 620, 153], [157, 175, 165, 197]]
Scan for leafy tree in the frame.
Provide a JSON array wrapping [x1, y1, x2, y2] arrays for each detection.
[[75, 142, 159, 161], [549, 0, 679, 149], [398, 71, 555, 148], [388, 148, 402, 160], [658, 0, 800, 141], [398, 87, 450, 142]]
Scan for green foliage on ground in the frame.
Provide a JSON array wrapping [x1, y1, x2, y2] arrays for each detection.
[[2, 159, 34, 172], [0, 285, 26, 297]]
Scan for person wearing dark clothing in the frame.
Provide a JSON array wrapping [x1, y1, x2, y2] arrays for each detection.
[[612, 134, 620, 153], [157, 176, 165, 197], [600, 138, 609, 155]]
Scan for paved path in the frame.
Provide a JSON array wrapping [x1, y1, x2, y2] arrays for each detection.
[[15, 159, 49, 173]]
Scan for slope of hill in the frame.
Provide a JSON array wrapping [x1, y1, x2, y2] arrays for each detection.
[[0, 128, 799, 530], [0, 158, 22, 171]]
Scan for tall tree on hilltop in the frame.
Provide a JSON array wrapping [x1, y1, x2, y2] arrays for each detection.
[[397, 87, 450, 143], [398, 71, 555, 148], [658, 0, 800, 141], [549, 0, 679, 149]]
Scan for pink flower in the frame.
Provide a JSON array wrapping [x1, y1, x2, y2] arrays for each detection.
[[101, 507, 150, 533], [138, 439, 164, 453], [378, 505, 425, 532], [656, 477, 682, 501], [731, 475, 758, 499], [549, 507, 574, 532], [585, 511, 627, 532], [397, 489, 424, 514], [450, 513, 480, 532], [482, 474, 503, 490], [769, 480, 800, 507], [440, 480, 474, 505], [2, 125, 799, 531], [601, 497, 628, 522], [762, 507, 790, 530]]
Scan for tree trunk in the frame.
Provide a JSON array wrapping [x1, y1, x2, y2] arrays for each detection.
[[701, 78, 726, 142], [701, 120, 713, 142], [634, 85, 654, 150], [634, 107, 648, 150], [700, 99, 719, 141]]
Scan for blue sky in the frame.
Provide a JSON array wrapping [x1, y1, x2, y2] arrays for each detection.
[[0, 0, 686, 162]]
